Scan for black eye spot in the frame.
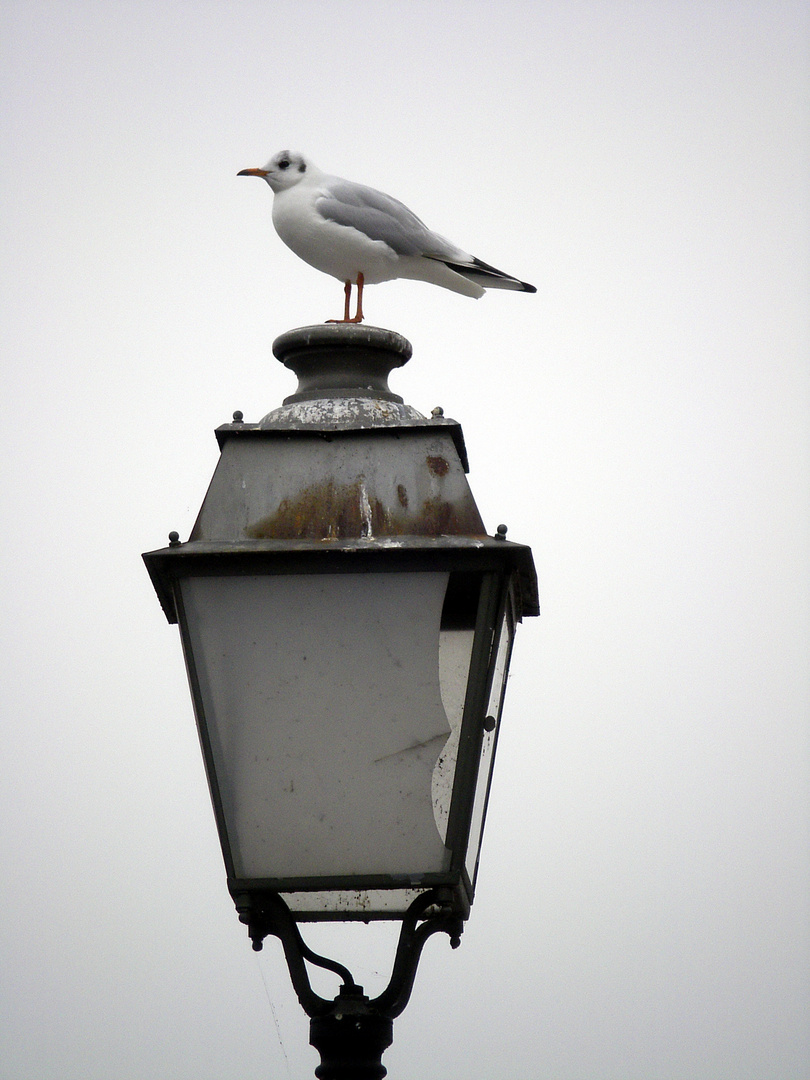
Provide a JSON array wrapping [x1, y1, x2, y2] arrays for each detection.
[[278, 158, 290, 170]]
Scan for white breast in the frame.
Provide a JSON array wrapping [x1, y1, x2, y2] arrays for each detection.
[[271, 186, 400, 285]]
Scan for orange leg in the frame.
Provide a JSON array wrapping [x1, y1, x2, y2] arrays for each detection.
[[327, 273, 365, 324], [352, 272, 365, 323], [341, 280, 352, 321]]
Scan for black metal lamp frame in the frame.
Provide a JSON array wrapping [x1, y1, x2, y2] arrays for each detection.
[[236, 888, 463, 1080]]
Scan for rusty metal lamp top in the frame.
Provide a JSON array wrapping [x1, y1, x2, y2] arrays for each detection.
[[190, 323, 489, 545]]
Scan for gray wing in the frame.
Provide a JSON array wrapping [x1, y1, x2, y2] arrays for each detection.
[[316, 178, 461, 259]]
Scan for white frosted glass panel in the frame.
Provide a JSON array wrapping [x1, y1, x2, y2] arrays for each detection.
[[283, 888, 424, 919], [180, 572, 453, 881], [465, 614, 512, 881], [432, 629, 475, 840]]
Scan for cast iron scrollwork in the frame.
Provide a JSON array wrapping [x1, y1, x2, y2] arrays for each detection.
[[233, 890, 464, 1079]]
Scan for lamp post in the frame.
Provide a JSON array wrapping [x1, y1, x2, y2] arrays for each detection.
[[143, 324, 538, 1078]]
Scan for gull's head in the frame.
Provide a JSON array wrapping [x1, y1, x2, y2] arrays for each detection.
[[237, 150, 312, 193]]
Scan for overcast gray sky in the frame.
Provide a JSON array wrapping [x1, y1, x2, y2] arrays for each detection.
[[2, 2, 808, 1078]]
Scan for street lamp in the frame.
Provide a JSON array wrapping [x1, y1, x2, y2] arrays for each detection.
[[143, 324, 538, 1078]]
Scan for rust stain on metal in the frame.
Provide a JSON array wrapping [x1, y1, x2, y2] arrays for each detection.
[[426, 455, 450, 477], [418, 496, 483, 536], [246, 479, 392, 540], [245, 477, 485, 540]]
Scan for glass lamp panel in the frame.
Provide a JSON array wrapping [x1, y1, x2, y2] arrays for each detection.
[[464, 609, 513, 883], [179, 571, 457, 883], [432, 629, 475, 841], [432, 570, 480, 842], [282, 887, 426, 920]]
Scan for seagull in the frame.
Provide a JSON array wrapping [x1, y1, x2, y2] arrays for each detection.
[[238, 151, 536, 323]]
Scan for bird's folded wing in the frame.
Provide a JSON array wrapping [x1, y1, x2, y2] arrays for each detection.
[[316, 179, 463, 259]]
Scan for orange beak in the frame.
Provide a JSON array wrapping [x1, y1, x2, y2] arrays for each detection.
[[237, 167, 269, 177]]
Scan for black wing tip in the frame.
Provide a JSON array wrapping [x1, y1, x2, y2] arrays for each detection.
[[469, 256, 536, 292]]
